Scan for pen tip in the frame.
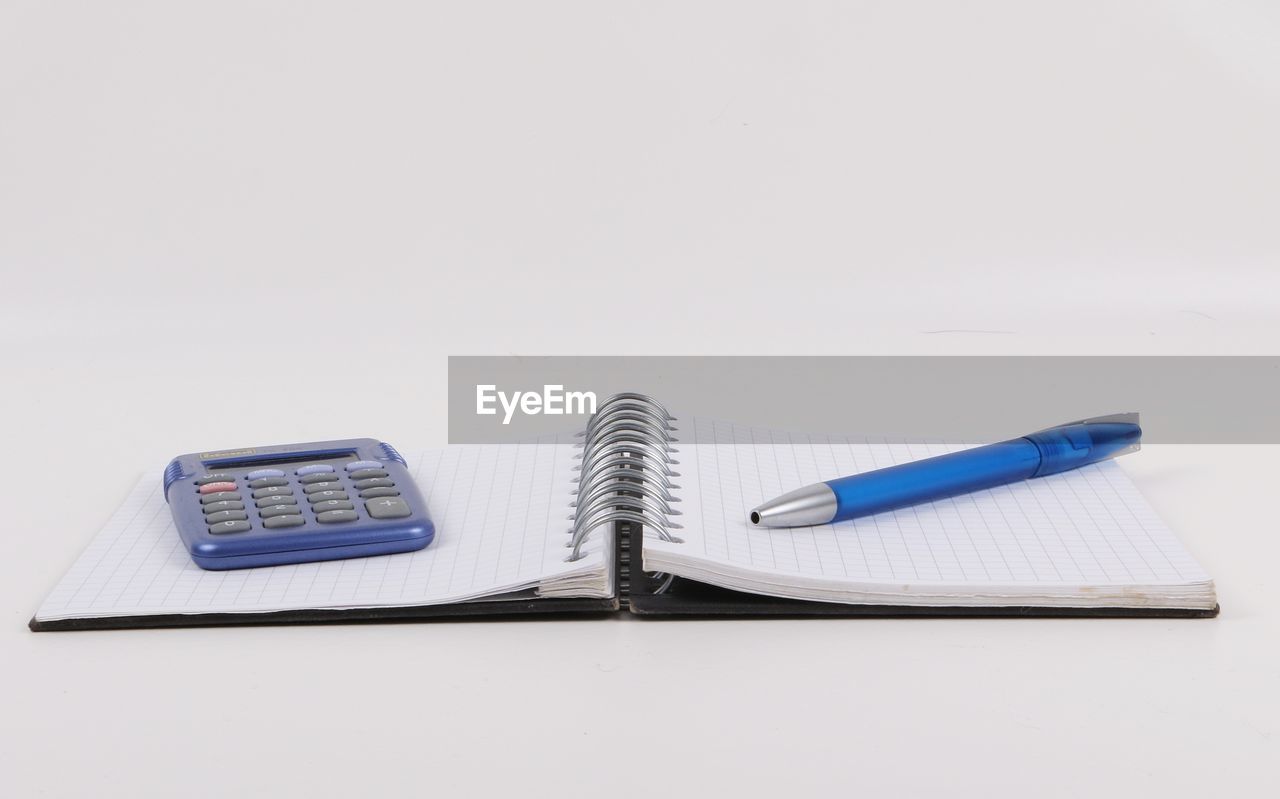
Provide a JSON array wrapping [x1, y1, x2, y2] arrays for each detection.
[[750, 511, 761, 525]]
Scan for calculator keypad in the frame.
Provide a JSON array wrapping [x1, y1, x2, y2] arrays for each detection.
[[192, 459, 411, 536], [197, 476, 246, 533]]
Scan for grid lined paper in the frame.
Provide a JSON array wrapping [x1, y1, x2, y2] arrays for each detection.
[[644, 419, 1210, 589], [35, 442, 608, 621]]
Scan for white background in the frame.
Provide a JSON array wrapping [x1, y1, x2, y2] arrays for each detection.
[[2, 2, 1277, 796]]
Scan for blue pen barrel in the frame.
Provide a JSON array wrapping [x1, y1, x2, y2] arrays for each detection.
[[826, 439, 1043, 521], [824, 422, 1142, 522]]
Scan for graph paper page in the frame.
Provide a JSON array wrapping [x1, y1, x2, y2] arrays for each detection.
[[35, 443, 609, 621], [644, 419, 1211, 591]]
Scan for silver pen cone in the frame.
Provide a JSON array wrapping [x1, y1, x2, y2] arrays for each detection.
[[749, 483, 838, 527]]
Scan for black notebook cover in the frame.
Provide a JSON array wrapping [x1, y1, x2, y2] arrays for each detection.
[[28, 592, 619, 632], [29, 522, 1218, 631]]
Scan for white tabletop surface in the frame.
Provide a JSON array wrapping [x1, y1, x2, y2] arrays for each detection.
[[2, 3, 1278, 796]]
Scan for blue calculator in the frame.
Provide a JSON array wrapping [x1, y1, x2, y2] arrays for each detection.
[[163, 438, 434, 570]]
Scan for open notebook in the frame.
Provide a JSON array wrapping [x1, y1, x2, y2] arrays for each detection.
[[31, 396, 1217, 630], [639, 418, 1215, 613]]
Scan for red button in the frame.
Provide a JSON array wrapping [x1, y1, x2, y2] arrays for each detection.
[[198, 481, 237, 494]]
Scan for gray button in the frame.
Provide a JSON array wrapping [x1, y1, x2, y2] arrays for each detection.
[[296, 464, 335, 476], [353, 477, 395, 490], [194, 473, 236, 485], [255, 495, 297, 508], [358, 487, 401, 499], [248, 477, 290, 489], [366, 496, 412, 519], [307, 490, 350, 503], [299, 472, 340, 485], [316, 509, 359, 524], [259, 504, 301, 518], [202, 500, 245, 514], [200, 491, 241, 505], [253, 486, 296, 499], [208, 519, 251, 534], [205, 509, 249, 524], [348, 468, 388, 481], [303, 481, 343, 494], [311, 500, 355, 513], [263, 515, 306, 529]]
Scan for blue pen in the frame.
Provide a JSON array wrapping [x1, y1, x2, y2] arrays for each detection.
[[749, 414, 1142, 527]]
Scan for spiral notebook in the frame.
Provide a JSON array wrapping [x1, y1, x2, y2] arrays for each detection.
[[30, 395, 1218, 630]]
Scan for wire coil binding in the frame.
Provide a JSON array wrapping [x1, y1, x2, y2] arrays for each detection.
[[565, 393, 683, 563]]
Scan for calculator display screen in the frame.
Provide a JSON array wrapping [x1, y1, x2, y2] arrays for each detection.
[[202, 451, 359, 470]]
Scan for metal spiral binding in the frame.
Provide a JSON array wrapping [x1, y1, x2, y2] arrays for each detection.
[[565, 393, 684, 564]]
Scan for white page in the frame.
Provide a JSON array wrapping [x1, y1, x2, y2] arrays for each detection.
[[643, 419, 1213, 603], [35, 442, 609, 621]]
